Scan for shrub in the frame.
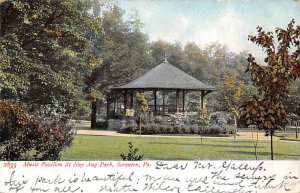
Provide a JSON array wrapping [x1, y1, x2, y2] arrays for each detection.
[[223, 125, 236, 134], [177, 125, 185, 134], [144, 124, 152, 134], [199, 126, 209, 134], [210, 112, 228, 126], [141, 114, 164, 125], [141, 114, 150, 124], [35, 115, 74, 160], [173, 125, 180, 134], [0, 101, 74, 161], [120, 141, 143, 161], [166, 125, 174, 133], [159, 125, 168, 134], [153, 116, 163, 124], [119, 123, 235, 135], [183, 125, 191, 134], [151, 124, 159, 134], [210, 125, 222, 135], [120, 125, 138, 134], [95, 121, 106, 129], [184, 115, 199, 125], [190, 125, 199, 134]]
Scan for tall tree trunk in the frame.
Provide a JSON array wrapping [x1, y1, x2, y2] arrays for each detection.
[[234, 115, 237, 140], [91, 98, 97, 128], [252, 125, 258, 160], [270, 129, 274, 160], [139, 116, 141, 136], [296, 122, 298, 139]]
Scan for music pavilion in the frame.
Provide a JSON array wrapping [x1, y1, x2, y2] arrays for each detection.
[[109, 59, 215, 121]]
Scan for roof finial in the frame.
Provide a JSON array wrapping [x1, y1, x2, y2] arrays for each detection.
[[164, 53, 167, 62]]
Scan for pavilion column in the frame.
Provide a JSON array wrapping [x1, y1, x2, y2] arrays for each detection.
[[123, 89, 128, 115], [163, 90, 165, 114], [154, 89, 157, 115], [182, 90, 186, 112], [130, 90, 134, 109], [176, 89, 179, 113]]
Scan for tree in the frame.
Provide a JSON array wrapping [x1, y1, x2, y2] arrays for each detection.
[[284, 79, 300, 116], [136, 91, 148, 135], [0, 0, 99, 114], [240, 20, 300, 160], [0, 0, 100, 159], [86, 5, 152, 127], [150, 40, 187, 71], [219, 72, 246, 119]]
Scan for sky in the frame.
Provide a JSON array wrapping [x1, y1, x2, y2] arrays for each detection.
[[118, 0, 300, 59]]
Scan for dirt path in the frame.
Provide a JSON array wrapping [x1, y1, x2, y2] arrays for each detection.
[[236, 132, 281, 141]]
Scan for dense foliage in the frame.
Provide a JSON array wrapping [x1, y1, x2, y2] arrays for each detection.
[[0, 0, 99, 113], [0, 101, 73, 160], [148, 40, 254, 114], [120, 123, 236, 135], [240, 20, 300, 159], [84, 5, 153, 127], [240, 20, 300, 130], [120, 141, 143, 161], [0, 0, 99, 160]]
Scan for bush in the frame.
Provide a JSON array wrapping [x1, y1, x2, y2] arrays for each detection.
[[0, 101, 74, 161], [142, 124, 151, 134], [183, 125, 191, 134], [223, 125, 236, 134], [210, 112, 228, 126], [119, 122, 236, 135], [210, 125, 222, 135], [159, 125, 167, 134], [141, 114, 164, 125], [198, 126, 209, 134], [153, 116, 163, 124], [190, 125, 199, 134], [184, 115, 199, 125], [120, 125, 138, 134], [95, 121, 106, 129], [35, 115, 74, 160], [120, 141, 143, 161], [167, 125, 174, 133]]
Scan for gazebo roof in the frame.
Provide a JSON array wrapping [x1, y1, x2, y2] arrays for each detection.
[[113, 60, 215, 91]]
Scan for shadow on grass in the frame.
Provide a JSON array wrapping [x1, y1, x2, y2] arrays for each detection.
[[228, 140, 269, 144], [149, 142, 267, 149], [218, 150, 300, 158]]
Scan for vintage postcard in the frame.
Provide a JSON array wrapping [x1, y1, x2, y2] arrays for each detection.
[[0, 0, 299, 192]]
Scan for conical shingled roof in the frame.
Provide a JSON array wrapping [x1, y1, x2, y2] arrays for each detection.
[[114, 61, 215, 91]]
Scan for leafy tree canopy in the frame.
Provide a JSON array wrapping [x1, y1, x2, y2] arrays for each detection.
[[240, 20, 300, 130], [0, 0, 100, 114]]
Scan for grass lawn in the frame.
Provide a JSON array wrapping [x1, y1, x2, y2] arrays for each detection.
[[61, 135, 300, 160], [276, 133, 300, 141], [275, 129, 300, 141]]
